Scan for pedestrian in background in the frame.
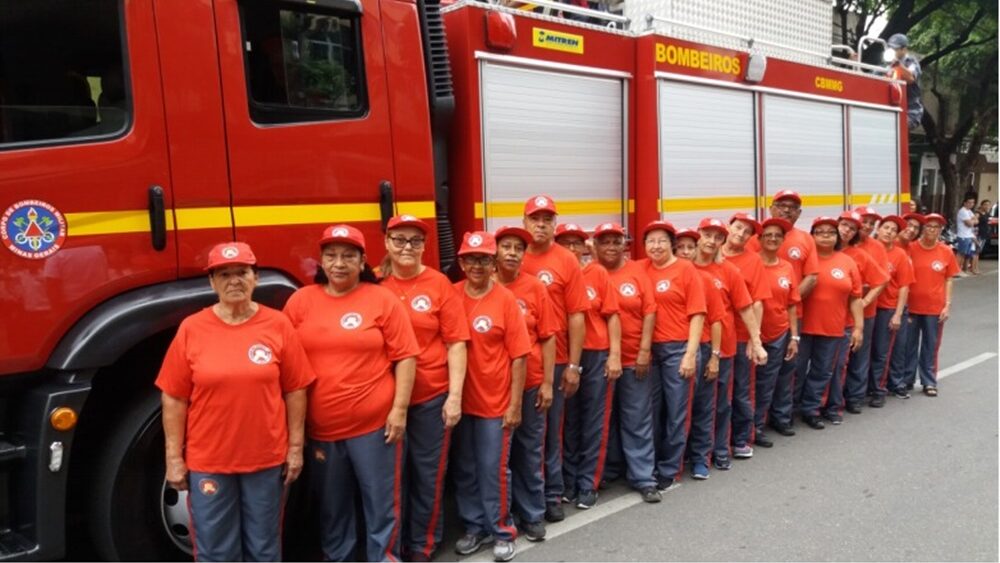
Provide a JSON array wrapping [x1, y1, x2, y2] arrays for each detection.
[[972, 199, 991, 275], [955, 194, 978, 275]]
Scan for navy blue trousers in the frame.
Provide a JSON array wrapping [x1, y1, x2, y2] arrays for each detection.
[[910, 314, 943, 387], [754, 331, 790, 433], [403, 393, 450, 560], [823, 329, 852, 418], [687, 344, 717, 467], [844, 317, 875, 405], [651, 341, 697, 481], [452, 415, 516, 542], [797, 334, 844, 417], [732, 342, 756, 447], [543, 364, 567, 504], [511, 386, 546, 525], [563, 349, 614, 495], [868, 308, 901, 398]]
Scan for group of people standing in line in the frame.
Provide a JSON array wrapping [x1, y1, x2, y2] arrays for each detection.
[[156, 190, 959, 562]]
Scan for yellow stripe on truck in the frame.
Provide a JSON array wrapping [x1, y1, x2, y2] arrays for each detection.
[[63, 210, 174, 236], [475, 199, 632, 219]]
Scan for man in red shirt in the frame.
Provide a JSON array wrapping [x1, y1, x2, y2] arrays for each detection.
[[520, 195, 589, 523]]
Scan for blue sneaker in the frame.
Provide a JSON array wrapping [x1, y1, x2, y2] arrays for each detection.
[[691, 462, 710, 480]]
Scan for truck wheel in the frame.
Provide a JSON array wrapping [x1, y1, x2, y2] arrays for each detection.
[[89, 391, 191, 561]]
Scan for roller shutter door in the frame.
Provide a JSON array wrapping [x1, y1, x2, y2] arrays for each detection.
[[658, 80, 757, 229], [763, 95, 845, 224], [849, 107, 900, 217], [480, 62, 625, 230]]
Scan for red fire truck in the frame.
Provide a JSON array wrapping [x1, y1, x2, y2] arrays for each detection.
[[0, 0, 905, 559]]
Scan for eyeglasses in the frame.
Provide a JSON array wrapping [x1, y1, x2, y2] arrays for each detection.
[[559, 239, 587, 248], [460, 255, 494, 267], [388, 235, 426, 249]]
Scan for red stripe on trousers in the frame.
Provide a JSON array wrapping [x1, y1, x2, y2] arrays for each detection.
[[592, 380, 615, 486], [879, 330, 898, 389], [421, 428, 452, 559], [497, 429, 517, 539], [385, 442, 404, 562], [748, 362, 757, 443], [725, 362, 734, 457], [932, 322, 945, 383], [709, 373, 719, 464], [820, 340, 842, 409], [837, 341, 850, 414]]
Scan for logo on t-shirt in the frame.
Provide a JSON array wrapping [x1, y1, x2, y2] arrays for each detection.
[[619, 282, 637, 297], [831, 268, 846, 280], [221, 246, 240, 259], [247, 343, 273, 365], [656, 280, 671, 293], [537, 270, 555, 286], [586, 286, 597, 300], [468, 234, 484, 247], [888, 263, 896, 273], [788, 246, 802, 260], [713, 278, 723, 289], [778, 276, 791, 289], [340, 312, 363, 329], [198, 478, 219, 496], [931, 260, 945, 272], [472, 315, 493, 333], [411, 295, 432, 312], [516, 299, 528, 315]]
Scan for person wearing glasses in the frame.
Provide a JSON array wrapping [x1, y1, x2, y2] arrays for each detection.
[[451, 231, 531, 562], [379, 215, 470, 561], [553, 223, 622, 510], [283, 225, 419, 561], [796, 217, 863, 430], [904, 213, 959, 397], [641, 220, 706, 491], [869, 215, 915, 402], [897, 212, 925, 391]]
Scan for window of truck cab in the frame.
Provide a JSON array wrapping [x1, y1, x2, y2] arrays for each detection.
[[239, 0, 368, 125]]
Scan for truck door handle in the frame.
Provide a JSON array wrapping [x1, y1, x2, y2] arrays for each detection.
[[147, 185, 167, 251], [379, 181, 394, 233]]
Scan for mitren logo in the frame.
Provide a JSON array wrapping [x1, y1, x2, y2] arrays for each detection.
[[831, 268, 846, 280], [537, 270, 555, 286], [247, 343, 273, 365], [619, 282, 637, 297], [221, 246, 240, 259], [473, 315, 493, 333], [340, 312, 363, 329], [787, 247, 803, 260], [656, 280, 671, 293], [778, 276, 791, 289], [411, 295, 432, 312], [532, 28, 584, 54], [931, 260, 945, 272], [586, 287, 597, 301]]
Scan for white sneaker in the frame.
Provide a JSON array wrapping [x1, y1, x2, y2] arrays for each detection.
[[493, 540, 516, 562]]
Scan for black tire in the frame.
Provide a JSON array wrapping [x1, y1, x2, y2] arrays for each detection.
[[88, 390, 189, 561]]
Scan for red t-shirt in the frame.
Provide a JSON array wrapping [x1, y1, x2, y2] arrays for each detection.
[[907, 242, 960, 315], [695, 260, 753, 357], [156, 306, 316, 473], [455, 281, 533, 418], [801, 253, 863, 337], [876, 245, 916, 310], [843, 245, 890, 323], [522, 243, 589, 363], [723, 250, 772, 341], [694, 267, 728, 347], [582, 262, 620, 350], [858, 236, 891, 317], [642, 258, 707, 343], [381, 268, 471, 405], [283, 284, 420, 442], [501, 273, 559, 389], [607, 261, 657, 366], [747, 227, 819, 283], [760, 259, 801, 343]]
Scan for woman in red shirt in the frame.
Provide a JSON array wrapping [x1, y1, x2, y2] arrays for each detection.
[[380, 215, 470, 560], [554, 223, 622, 509], [754, 218, 801, 446], [157, 242, 315, 561], [796, 217, 863, 430], [869, 215, 915, 401], [495, 225, 558, 542], [642, 220, 706, 491], [451, 232, 531, 562], [283, 225, 420, 562], [905, 213, 959, 396]]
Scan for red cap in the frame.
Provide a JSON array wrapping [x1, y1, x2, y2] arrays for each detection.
[[924, 213, 946, 226], [838, 210, 863, 228], [458, 231, 497, 256], [494, 226, 532, 246], [675, 228, 700, 241], [593, 221, 626, 237], [881, 215, 907, 231], [761, 217, 793, 233], [729, 212, 762, 235], [772, 190, 802, 205], [524, 194, 558, 216], [319, 224, 367, 252], [555, 223, 589, 240], [643, 220, 676, 238], [697, 217, 728, 234], [812, 216, 839, 229], [854, 206, 882, 220], [205, 242, 257, 271], [903, 212, 926, 225], [386, 214, 429, 233]]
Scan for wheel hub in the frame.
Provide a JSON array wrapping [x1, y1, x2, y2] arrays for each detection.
[[160, 480, 193, 555]]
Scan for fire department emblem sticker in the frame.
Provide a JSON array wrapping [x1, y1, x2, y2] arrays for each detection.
[[619, 282, 637, 297], [931, 260, 945, 272], [198, 478, 219, 496], [221, 246, 240, 259], [656, 280, 671, 293], [713, 278, 723, 289], [516, 299, 528, 315], [340, 313, 363, 330], [467, 234, 483, 248], [787, 247, 802, 260], [537, 270, 555, 286], [411, 295, 432, 312], [472, 315, 493, 333], [586, 287, 597, 301], [248, 344, 273, 365], [1, 200, 67, 260], [831, 268, 846, 280], [778, 276, 791, 289]]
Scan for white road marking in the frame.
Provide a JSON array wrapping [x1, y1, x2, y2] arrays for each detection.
[[937, 352, 997, 380]]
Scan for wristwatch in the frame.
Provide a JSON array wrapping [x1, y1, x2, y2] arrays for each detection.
[[711, 350, 722, 358], [566, 363, 583, 374], [791, 335, 801, 342]]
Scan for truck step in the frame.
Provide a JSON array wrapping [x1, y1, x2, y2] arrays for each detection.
[[0, 440, 26, 463], [0, 530, 34, 560]]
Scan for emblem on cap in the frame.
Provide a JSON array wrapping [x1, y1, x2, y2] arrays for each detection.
[[332, 227, 349, 237], [472, 315, 493, 333], [566, 223, 580, 231], [1, 200, 67, 260], [534, 196, 549, 207], [248, 344, 273, 365], [340, 312, 363, 329], [400, 214, 417, 221], [221, 246, 240, 259], [599, 223, 614, 231], [468, 234, 483, 247], [831, 268, 845, 279]]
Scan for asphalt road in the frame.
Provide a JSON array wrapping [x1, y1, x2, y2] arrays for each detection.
[[454, 262, 999, 562]]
